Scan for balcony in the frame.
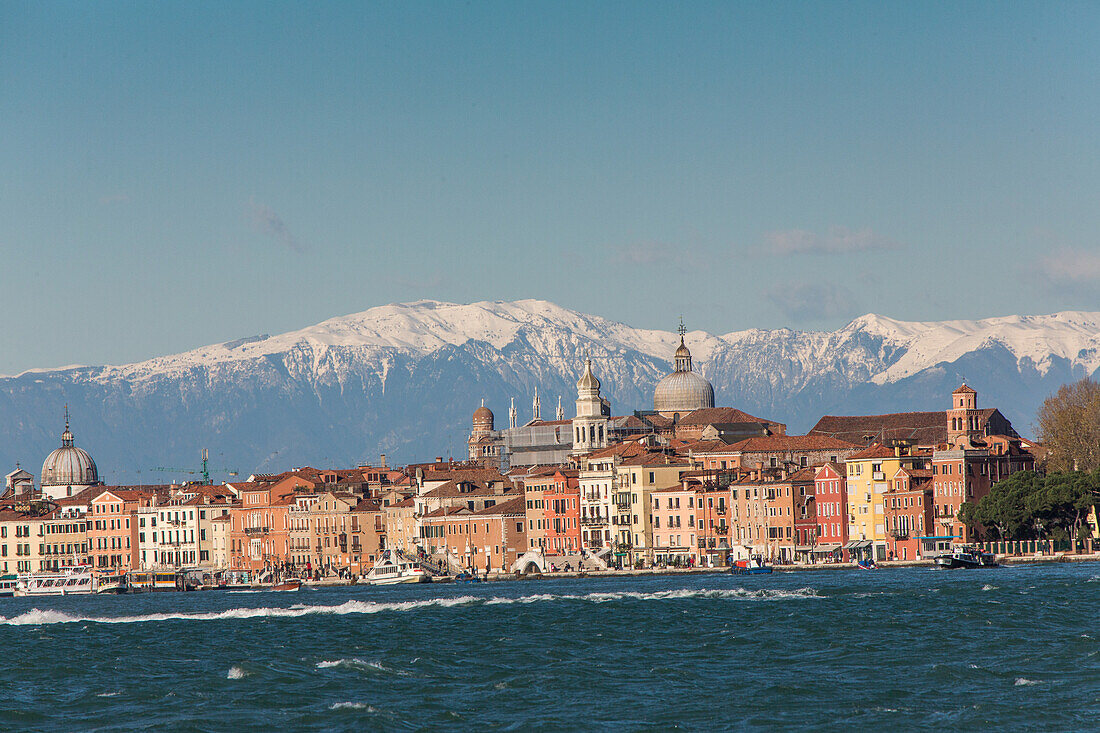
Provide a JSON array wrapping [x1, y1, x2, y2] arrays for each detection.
[[581, 515, 607, 526], [243, 526, 269, 536], [873, 472, 885, 481], [890, 529, 909, 540], [716, 508, 726, 516]]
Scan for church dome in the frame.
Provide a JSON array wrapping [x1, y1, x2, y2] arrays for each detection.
[[654, 328, 715, 415], [653, 370, 715, 414], [472, 403, 495, 432], [41, 420, 98, 489]]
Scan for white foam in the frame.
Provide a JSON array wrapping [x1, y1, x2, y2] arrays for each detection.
[[96, 691, 121, 698], [329, 702, 376, 711], [981, 584, 997, 591], [1014, 678, 1040, 686], [227, 666, 248, 679], [0, 587, 818, 627]]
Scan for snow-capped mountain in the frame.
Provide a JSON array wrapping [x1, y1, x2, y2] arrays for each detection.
[[2, 299, 1097, 484]]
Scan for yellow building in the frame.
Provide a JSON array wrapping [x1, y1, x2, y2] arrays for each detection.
[[845, 444, 931, 561]]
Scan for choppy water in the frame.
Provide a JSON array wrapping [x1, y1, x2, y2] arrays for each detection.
[[2, 564, 1098, 731]]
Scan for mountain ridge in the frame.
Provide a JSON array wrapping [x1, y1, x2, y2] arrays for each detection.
[[1, 299, 1097, 483]]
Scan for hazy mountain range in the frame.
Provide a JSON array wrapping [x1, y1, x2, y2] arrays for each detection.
[[3, 299, 1098, 484]]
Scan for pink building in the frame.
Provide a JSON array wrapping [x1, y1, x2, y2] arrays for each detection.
[[651, 486, 696, 566]]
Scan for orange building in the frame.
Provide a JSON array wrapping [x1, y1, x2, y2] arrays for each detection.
[[88, 487, 165, 573]]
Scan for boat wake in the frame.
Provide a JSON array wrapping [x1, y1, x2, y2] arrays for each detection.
[[0, 587, 818, 626]]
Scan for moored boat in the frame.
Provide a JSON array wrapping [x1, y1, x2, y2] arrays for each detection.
[[934, 546, 998, 569], [731, 556, 773, 575], [95, 572, 129, 594], [0, 573, 18, 597], [366, 549, 432, 585], [271, 579, 301, 592], [454, 571, 482, 583], [15, 566, 97, 596], [857, 559, 878, 570]]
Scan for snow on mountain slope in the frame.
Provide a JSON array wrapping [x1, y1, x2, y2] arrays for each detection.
[[25, 300, 1100, 389]]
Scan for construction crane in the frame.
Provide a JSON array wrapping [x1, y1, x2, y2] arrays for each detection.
[[152, 449, 239, 485]]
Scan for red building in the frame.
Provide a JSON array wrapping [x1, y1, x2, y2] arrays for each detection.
[[813, 463, 847, 561], [541, 470, 581, 556]]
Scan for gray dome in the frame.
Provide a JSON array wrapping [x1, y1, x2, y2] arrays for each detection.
[[653, 370, 715, 414], [41, 420, 98, 488], [41, 446, 98, 487]]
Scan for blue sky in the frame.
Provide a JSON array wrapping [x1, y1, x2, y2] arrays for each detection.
[[2, 2, 1099, 374]]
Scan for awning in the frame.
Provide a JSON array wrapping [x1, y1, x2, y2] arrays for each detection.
[[813, 544, 841, 553], [856, 540, 873, 548], [841, 541, 859, 549]]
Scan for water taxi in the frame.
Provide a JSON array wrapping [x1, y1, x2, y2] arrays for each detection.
[[128, 571, 182, 592], [0, 574, 17, 596], [934, 546, 998, 569], [730, 556, 773, 575], [96, 572, 129, 594], [15, 566, 97, 596], [365, 549, 432, 585]]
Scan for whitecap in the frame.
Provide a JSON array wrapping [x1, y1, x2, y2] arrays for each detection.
[[329, 702, 375, 711], [981, 584, 997, 591], [0, 588, 819, 627], [227, 666, 248, 679], [96, 691, 121, 698], [316, 658, 406, 675], [1014, 678, 1040, 686]]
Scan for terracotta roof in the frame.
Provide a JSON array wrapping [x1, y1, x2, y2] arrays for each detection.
[[953, 384, 977, 394], [675, 407, 779, 427], [680, 439, 731, 453], [421, 480, 502, 498], [809, 412, 947, 446], [389, 498, 415, 508], [474, 496, 527, 516], [845, 444, 899, 461], [815, 462, 845, 478], [352, 498, 382, 512], [723, 435, 861, 453], [423, 506, 472, 518]]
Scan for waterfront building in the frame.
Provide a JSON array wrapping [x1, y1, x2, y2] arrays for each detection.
[[383, 497, 417, 554], [692, 475, 733, 565], [0, 503, 90, 574], [813, 462, 848, 561], [540, 469, 581, 556], [419, 496, 527, 574], [573, 356, 611, 455], [89, 487, 167, 572], [209, 513, 231, 569], [651, 485, 696, 566], [793, 474, 819, 563], [845, 445, 931, 562], [227, 478, 299, 573], [883, 466, 934, 560]]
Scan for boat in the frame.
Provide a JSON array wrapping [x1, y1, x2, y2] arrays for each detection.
[[365, 549, 432, 585], [0, 574, 18, 597], [128, 571, 182, 592], [96, 572, 129, 594], [856, 559, 878, 570], [271, 579, 301, 592], [934, 546, 998, 569], [454, 571, 482, 583], [730, 556, 773, 575], [15, 566, 97, 596]]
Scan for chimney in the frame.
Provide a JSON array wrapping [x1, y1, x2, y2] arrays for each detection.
[[436, 457, 443, 463], [380, 453, 387, 469]]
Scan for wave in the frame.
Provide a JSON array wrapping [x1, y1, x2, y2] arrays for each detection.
[[1014, 678, 1040, 686], [0, 587, 818, 627], [227, 666, 248, 679], [329, 702, 376, 711], [316, 658, 407, 675]]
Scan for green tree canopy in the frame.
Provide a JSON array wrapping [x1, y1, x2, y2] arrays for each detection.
[[959, 469, 1100, 541]]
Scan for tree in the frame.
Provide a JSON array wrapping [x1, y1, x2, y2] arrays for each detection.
[[959, 469, 1100, 542], [1036, 377, 1100, 472]]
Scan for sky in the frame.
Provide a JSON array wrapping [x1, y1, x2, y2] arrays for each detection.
[[2, 2, 1100, 375]]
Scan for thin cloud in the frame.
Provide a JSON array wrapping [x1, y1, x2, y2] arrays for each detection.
[[760, 227, 902, 255], [610, 242, 701, 271], [247, 198, 304, 253], [765, 281, 859, 322], [1035, 248, 1100, 285]]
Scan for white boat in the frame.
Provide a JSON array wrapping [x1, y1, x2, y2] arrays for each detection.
[[0, 574, 17, 597], [365, 549, 432, 585], [15, 566, 97, 596], [96, 573, 129, 594]]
